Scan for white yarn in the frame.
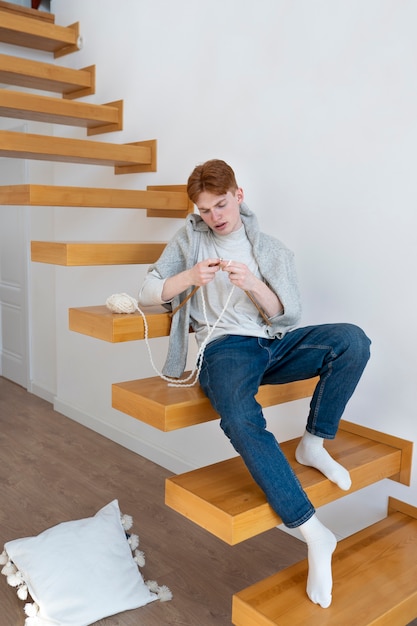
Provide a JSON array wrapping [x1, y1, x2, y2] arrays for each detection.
[[105, 287, 235, 387], [105, 293, 138, 314]]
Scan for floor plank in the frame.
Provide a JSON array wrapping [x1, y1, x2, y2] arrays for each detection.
[[0, 376, 306, 626]]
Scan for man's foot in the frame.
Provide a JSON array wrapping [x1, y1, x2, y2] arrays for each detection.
[[299, 515, 337, 608], [295, 430, 351, 490]]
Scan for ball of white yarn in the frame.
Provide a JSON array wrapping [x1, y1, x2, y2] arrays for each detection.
[[106, 293, 138, 314]]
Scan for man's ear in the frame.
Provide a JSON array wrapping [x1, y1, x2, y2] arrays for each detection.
[[236, 187, 244, 203]]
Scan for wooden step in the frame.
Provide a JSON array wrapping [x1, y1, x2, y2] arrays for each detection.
[[0, 10, 81, 57], [0, 131, 156, 173], [69, 305, 170, 343], [31, 241, 166, 266], [0, 184, 192, 217], [0, 54, 95, 99], [165, 421, 412, 544], [112, 377, 319, 431], [0, 90, 122, 135], [146, 184, 195, 218], [69, 304, 170, 341], [232, 497, 417, 625], [0, 0, 54, 24]]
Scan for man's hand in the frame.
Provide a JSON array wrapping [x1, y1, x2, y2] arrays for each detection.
[[188, 258, 221, 287], [220, 259, 283, 320], [220, 260, 257, 291]]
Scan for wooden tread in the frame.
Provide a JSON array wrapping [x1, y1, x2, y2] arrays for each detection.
[[31, 242, 166, 266], [0, 131, 156, 173], [0, 184, 192, 217], [232, 497, 417, 625], [0, 54, 95, 99], [112, 377, 318, 431], [0, 90, 122, 135], [165, 422, 412, 545], [69, 305, 171, 343], [0, 10, 80, 57], [0, 1, 54, 23]]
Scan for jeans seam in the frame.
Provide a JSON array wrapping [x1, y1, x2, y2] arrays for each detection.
[[311, 363, 331, 432], [298, 344, 337, 436]]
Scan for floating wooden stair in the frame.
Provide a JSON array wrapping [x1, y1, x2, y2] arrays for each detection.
[[146, 184, 195, 218], [69, 305, 170, 343], [69, 305, 170, 341], [31, 241, 166, 266], [232, 497, 417, 626], [0, 0, 54, 22], [112, 377, 318, 431], [165, 421, 412, 544], [0, 90, 122, 135], [0, 6, 80, 57], [0, 184, 192, 217], [0, 53, 95, 98], [0, 131, 156, 173]]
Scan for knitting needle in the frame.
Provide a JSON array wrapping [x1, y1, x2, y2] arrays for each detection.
[[169, 260, 222, 317], [221, 258, 272, 326], [169, 261, 272, 326], [169, 285, 200, 317], [244, 290, 272, 326], [170, 286, 271, 325]]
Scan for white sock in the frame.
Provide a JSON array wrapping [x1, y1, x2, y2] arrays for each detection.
[[295, 430, 352, 490], [299, 514, 337, 608]]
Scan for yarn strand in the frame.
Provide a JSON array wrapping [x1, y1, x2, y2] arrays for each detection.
[[105, 288, 235, 387]]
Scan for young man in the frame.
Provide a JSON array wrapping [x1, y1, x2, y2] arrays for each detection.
[[138, 159, 371, 608]]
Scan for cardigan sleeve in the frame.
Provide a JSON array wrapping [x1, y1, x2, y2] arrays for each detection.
[[138, 269, 170, 306], [137, 221, 192, 307]]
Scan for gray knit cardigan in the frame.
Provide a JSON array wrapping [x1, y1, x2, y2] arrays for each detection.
[[141, 203, 302, 378]]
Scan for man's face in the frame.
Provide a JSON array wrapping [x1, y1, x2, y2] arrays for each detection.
[[196, 188, 244, 236]]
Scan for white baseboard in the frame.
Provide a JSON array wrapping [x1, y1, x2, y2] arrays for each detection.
[[29, 382, 55, 404], [53, 398, 194, 475]]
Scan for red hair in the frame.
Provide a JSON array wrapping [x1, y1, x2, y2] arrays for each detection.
[[187, 159, 238, 204]]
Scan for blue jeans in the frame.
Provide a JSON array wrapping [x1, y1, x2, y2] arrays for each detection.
[[199, 323, 371, 528]]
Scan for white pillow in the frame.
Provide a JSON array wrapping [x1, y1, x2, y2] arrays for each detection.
[[1, 500, 170, 626]]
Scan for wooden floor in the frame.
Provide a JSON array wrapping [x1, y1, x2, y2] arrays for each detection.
[[0, 376, 307, 626]]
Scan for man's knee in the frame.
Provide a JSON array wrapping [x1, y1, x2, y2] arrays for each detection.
[[219, 407, 266, 443], [340, 323, 371, 365]]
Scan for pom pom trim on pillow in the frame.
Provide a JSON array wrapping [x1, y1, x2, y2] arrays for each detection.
[[1, 500, 172, 626]]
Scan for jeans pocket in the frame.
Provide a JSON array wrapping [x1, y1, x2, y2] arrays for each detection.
[[205, 334, 229, 351]]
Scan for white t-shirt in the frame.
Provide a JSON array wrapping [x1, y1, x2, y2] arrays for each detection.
[[191, 225, 270, 347]]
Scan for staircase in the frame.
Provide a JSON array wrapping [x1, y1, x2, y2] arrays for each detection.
[[1, 3, 415, 624]]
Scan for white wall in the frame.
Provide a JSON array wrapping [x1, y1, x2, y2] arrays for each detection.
[[0, 46, 57, 399], [22, 0, 416, 538]]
